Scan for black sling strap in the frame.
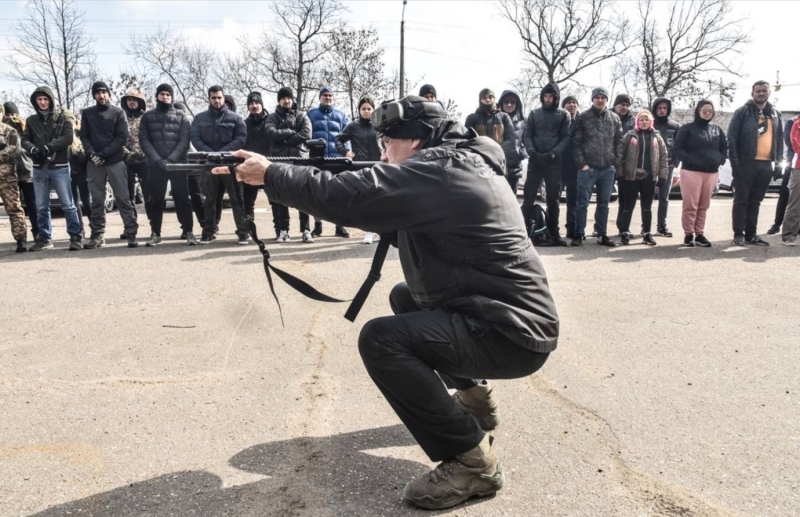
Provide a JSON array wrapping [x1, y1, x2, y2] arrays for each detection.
[[344, 233, 391, 322]]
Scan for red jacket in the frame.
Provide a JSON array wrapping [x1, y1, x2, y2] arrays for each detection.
[[792, 118, 800, 168]]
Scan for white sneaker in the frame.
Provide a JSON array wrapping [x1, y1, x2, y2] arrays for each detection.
[[363, 232, 374, 244], [279, 230, 290, 242], [301, 230, 314, 243]]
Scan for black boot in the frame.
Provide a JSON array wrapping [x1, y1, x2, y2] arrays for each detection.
[[16, 239, 28, 253], [69, 235, 82, 251]]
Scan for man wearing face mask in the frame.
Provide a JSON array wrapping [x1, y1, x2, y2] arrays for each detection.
[[190, 85, 249, 245], [212, 96, 559, 510], [80, 81, 138, 249], [138, 83, 194, 245]]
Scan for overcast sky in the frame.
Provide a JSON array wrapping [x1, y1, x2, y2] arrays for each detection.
[[1, 0, 798, 116]]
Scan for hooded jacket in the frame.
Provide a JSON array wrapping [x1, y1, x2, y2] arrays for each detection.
[[244, 109, 273, 156], [80, 95, 129, 165], [335, 117, 381, 161], [728, 99, 783, 166], [651, 97, 681, 166], [138, 101, 191, 167], [572, 105, 623, 170], [121, 89, 147, 164], [307, 104, 350, 157], [672, 101, 728, 173], [190, 105, 247, 153], [498, 90, 527, 176], [619, 116, 668, 181], [22, 86, 73, 167], [522, 83, 571, 166], [265, 104, 312, 158], [263, 120, 559, 353], [2, 102, 25, 135]]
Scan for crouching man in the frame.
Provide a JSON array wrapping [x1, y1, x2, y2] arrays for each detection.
[[214, 96, 559, 510]]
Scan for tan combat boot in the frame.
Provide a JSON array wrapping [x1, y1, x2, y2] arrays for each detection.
[[403, 434, 504, 510], [452, 382, 500, 431]]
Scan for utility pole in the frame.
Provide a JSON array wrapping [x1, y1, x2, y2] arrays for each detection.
[[399, 0, 407, 97]]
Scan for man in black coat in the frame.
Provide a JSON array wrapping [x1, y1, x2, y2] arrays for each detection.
[[80, 81, 139, 249], [561, 95, 580, 238], [727, 80, 784, 246], [212, 96, 558, 511], [652, 97, 681, 237], [138, 83, 194, 245], [243, 91, 271, 221], [265, 87, 313, 242], [191, 85, 249, 245], [522, 82, 571, 245]]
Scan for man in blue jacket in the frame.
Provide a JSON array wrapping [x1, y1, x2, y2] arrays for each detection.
[[191, 85, 249, 245], [307, 86, 351, 237]]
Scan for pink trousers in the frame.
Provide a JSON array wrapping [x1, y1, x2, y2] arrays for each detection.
[[681, 169, 718, 234]]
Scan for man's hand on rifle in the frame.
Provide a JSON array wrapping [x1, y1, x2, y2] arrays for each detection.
[[211, 149, 271, 185]]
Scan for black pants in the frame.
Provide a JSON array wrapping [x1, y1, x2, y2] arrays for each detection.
[[522, 161, 561, 236], [187, 173, 204, 226], [617, 178, 656, 233], [201, 171, 248, 238], [146, 167, 193, 235], [358, 282, 549, 462], [243, 183, 261, 219], [561, 166, 578, 235], [732, 160, 773, 238], [126, 162, 149, 220], [773, 168, 792, 227], [215, 184, 225, 227], [18, 181, 39, 238], [270, 201, 310, 233]]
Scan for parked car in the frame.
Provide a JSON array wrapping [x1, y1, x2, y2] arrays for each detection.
[[715, 161, 785, 194]]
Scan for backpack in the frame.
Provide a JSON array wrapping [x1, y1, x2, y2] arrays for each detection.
[[528, 204, 553, 246]]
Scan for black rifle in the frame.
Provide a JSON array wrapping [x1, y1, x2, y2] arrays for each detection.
[[166, 139, 385, 324]]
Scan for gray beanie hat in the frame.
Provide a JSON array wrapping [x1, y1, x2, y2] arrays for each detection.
[[591, 87, 609, 101]]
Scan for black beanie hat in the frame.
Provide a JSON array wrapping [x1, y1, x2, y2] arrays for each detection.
[[156, 83, 174, 97], [419, 84, 437, 98], [3, 101, 20, 115], [613, 93, 633, 106], [247, 91, 263, 106], [224, 94, 236, 112], [174, 101, 187, 113], [561, 95, 578, 108], [91, 81, 110, 95], [277, 87, 294, 101]]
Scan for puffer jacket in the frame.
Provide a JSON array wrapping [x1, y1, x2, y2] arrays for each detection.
[[673, 101, 728, 173], [728, 99, 783, 166], [80, 102, 128, 165], [22, 86, 73, 166], [651, 97, 681, 166], [264, 120, 558, 353], [138, 101, 191, 167], [245, 110, 272, 156], [265, 104, 312, 158], [307, 105, 349, 157], [190, 105, 246, 153], [121, 88, 147, 164], [334, 117, 381, 161], [522, 82, 571, 165], [572, 106, 623, 170], [498, 89, 527, 176], [618, 117, 668, 181]]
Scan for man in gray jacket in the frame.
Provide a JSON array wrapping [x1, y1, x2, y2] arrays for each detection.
[[213, 96, 559, 510]]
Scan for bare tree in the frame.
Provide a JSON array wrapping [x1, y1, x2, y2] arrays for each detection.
[[323, 26, 391, 119], [5, 0, 96, 110], [499, 0, 631, 94], [124, 27, 218, 115], [634, 0, 748, 104]]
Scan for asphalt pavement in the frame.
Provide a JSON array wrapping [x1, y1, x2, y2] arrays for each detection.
[[1, 193, 798, 516]]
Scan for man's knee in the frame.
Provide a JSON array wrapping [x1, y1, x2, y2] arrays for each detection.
[[358, 316, 408, 366]]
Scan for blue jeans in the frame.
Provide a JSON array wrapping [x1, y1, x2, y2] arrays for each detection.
[[575, 166, 616, 237], [33, 166, 82, 240]]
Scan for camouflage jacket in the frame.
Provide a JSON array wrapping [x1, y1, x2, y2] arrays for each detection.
[[124, 114, 146, 164], [0, 123, 20, 180]]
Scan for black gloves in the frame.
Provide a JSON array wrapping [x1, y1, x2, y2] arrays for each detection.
[[30, 146, 40, 159], [656, 177, 667, 188], [90, 153, 106, 167], [156, 159, 169, 170]]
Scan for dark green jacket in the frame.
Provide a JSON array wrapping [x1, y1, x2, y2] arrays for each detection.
[[572, 106, 623, 170], [21, 86, 73, 166]]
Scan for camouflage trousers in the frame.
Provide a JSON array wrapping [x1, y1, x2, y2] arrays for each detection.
[[0, 174, 27, 241]]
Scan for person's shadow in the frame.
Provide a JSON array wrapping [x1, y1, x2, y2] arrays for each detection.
[[29, 425, 467, 516]]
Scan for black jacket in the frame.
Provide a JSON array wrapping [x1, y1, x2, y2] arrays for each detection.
[[138, 102, 192, 167], [335, 118, 381, 161], [572, 106, 623, 170], [522, 82, 570, 166], [265, 104, 312, 158], [190, 106, 247, 153], [673, 102, 728, 174], [22, 86, 73, 166], [651, 97, 681, 166], [727, 99, 783, 166], [618, 112, 634, 134], [784, 117, 796, 163], [263, 121, 559, 353], [498, 90, 527, 177], [80, 104, 129, 165], [244, 110, 272, 156]]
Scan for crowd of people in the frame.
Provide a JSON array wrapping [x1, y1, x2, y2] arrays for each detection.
[[1, 79, 799, 253]]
